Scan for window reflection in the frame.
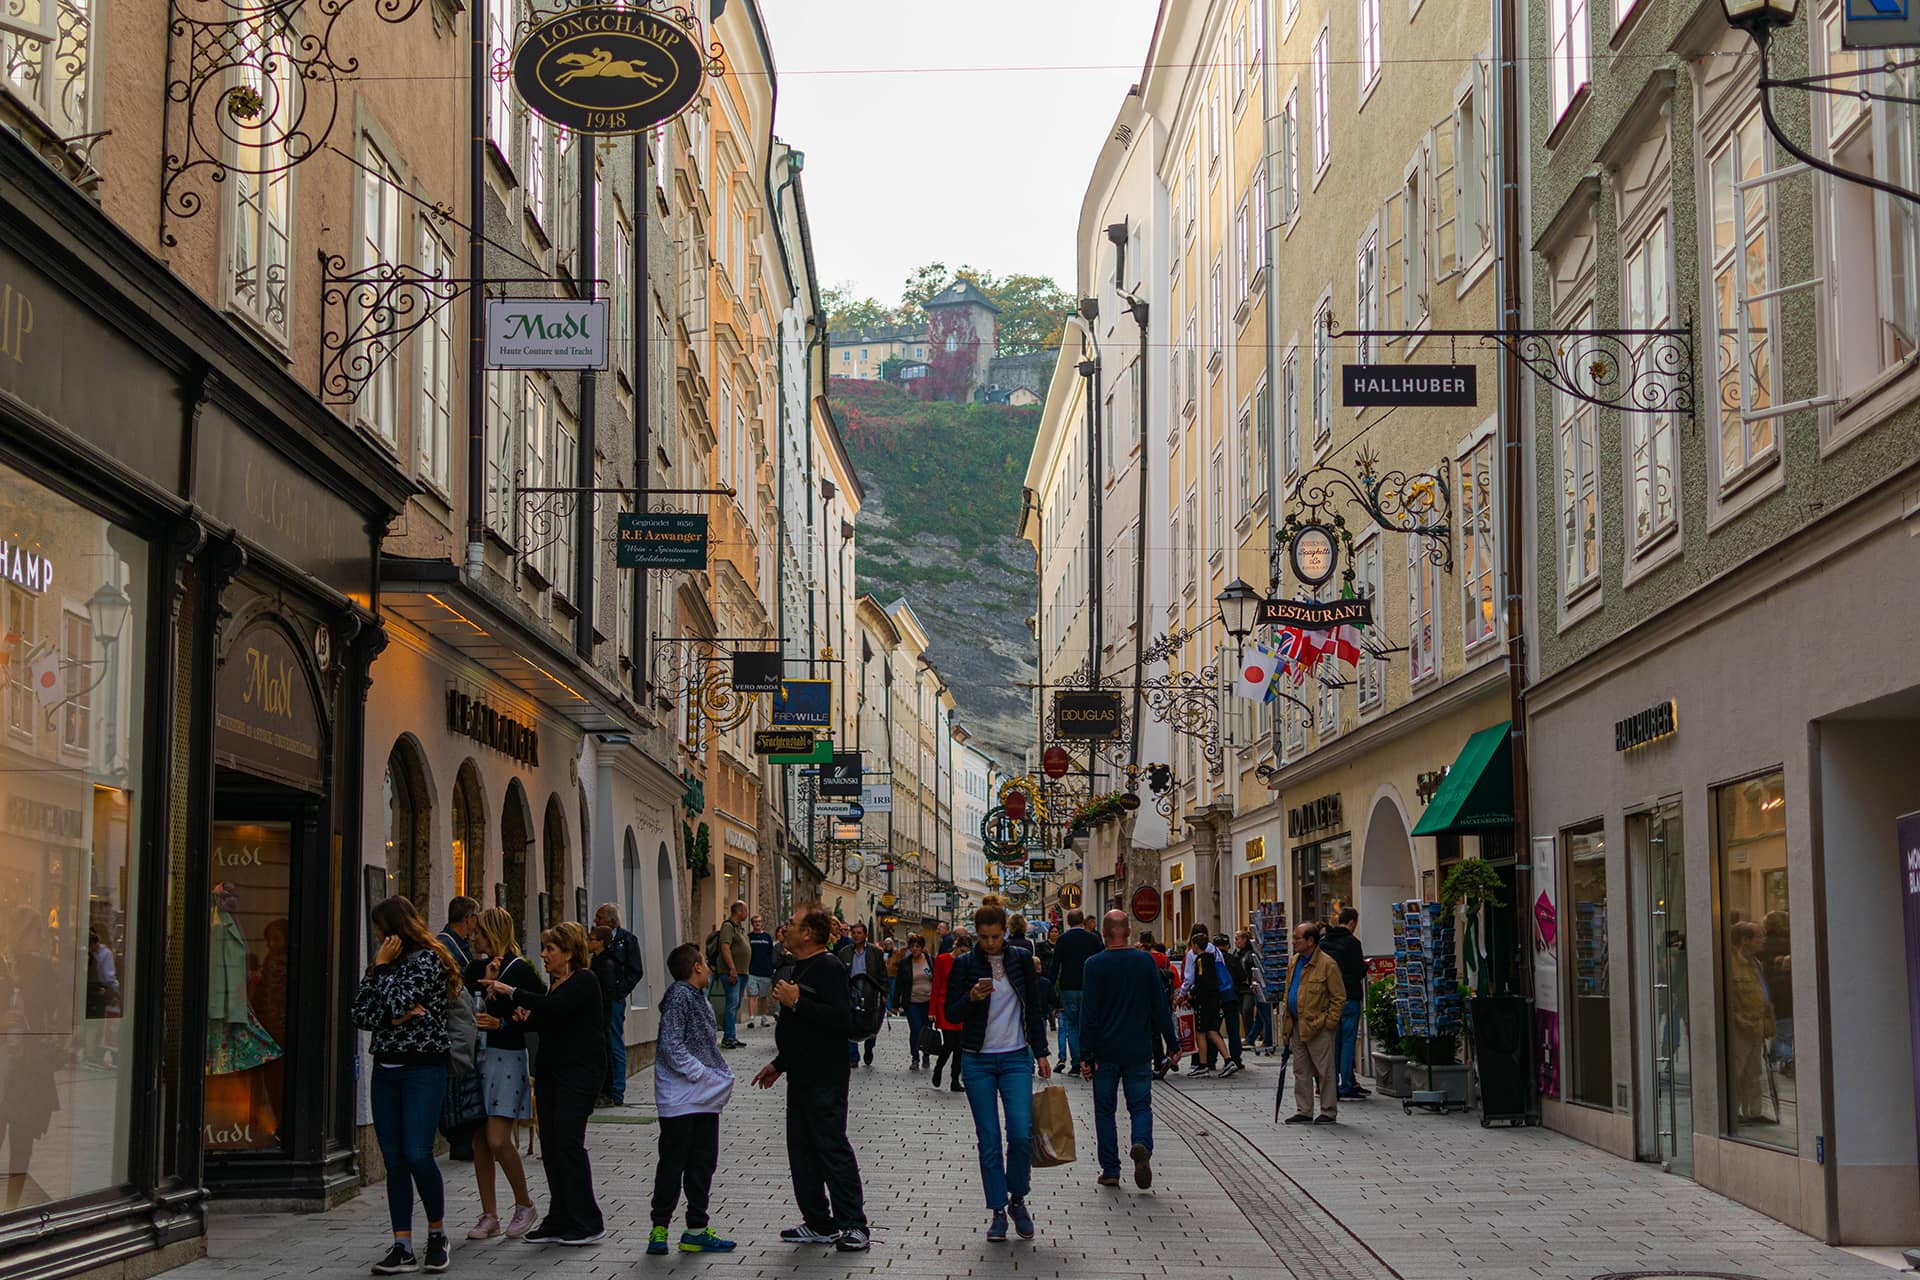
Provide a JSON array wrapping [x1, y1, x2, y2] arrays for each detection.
[[1717, 770, 1793, 1148]]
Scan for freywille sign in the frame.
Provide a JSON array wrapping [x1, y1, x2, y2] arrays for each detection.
[[771, 679, 831, 727], [1614, 700, 1677, 752], [485, 299, 609, 370], [618, 512, 708, 569], [447, 689, 541, 766], [1341, 363, 1478, 407], [1258, 597, 1373, 630], [512, 5, 705, 135], [1053, 691, 1123, 739]]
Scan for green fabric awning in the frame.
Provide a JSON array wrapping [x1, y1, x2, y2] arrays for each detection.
[[1411, 721, 1514, 837]]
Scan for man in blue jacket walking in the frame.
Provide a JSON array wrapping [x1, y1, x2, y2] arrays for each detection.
[[1080, 910, 1178, 1190]]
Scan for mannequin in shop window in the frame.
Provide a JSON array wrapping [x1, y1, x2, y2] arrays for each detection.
[[206, 882, 284, 1149], [1, 905, 61, 1209]]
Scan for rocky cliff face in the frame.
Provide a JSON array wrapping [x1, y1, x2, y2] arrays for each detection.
[[835, 378, 1038, 768]]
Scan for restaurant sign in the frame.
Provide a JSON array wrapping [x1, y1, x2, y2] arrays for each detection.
[[513, 5, 706, 135], [1341, 363, 1478, 407], [1257, 596, 1373, 631]]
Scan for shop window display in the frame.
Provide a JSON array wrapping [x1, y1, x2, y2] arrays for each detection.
[[204, 823, 290, 1150], [1716, 770, 1793, 1149], [1292, 834, 1353, 927], [1564, 822, 1612, 1108], [0, 467, 148, 1210]]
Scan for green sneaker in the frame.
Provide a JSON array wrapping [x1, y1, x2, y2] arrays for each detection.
[[679, 1228, 736, 1253], [646, 1226, 670, 1256]]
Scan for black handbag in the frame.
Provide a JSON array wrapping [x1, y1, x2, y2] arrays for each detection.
[[920, 1021, 944, 1056]]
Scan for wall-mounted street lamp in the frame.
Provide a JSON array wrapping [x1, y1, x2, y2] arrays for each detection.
[[1721, 0, 1920, 206], [1214, 579, 1262, 643]]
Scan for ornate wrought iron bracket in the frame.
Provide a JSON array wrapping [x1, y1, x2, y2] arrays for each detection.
[[515, 483, 732, 562], [1327, 317, 1695, 419], [1043, 660, 1133, 775], [1138, 665, 1223, 779], [161, 0, 426, 247], [647, 634, 778, 748], [1284, 452, 1455, 574]]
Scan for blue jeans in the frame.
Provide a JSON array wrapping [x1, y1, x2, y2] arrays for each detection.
[[1092, 1061, 1153, 1178], [607, 1000, 628, 1101], [961, 1049, 1034, 1209], [905, 1002, 929, 1064], [1250, 1001, 1274, 1049], [370, 1063, 447, 1234], [722, 973, 744, 1043], [1058, 989, 1083, 1066], [1336, 1000, 1362, 1093]]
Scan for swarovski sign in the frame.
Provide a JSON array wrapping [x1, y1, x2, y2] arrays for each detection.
[[485, 299, 609, 369]]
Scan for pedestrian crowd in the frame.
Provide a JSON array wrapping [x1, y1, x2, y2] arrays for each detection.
[[350, 888, 1377, 1272]]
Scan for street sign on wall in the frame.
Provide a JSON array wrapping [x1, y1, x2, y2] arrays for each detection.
[[617, 512, 708, 569], [485, 299, 609, 369]]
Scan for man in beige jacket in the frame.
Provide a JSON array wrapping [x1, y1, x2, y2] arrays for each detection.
[[1278, 921, 1348, 1124]]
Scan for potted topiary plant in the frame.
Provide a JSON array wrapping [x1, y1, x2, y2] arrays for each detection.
[[1364, 975, 1412, 1097]]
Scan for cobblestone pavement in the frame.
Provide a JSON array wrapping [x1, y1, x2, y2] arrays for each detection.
[[174, 1035, 1895, 1280]]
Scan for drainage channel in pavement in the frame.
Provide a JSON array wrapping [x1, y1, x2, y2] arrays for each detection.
[[1156, 1081, 1400, 1280]]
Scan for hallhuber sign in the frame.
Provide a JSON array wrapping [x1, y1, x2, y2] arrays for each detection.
[[512, 5, 706, 135], [485, 299, 609, 370], [1054, 691, 1123, 740], [1257, 596, 1374, 630], [1341, 363, 1478, 407], [618, 512, 708, 569]]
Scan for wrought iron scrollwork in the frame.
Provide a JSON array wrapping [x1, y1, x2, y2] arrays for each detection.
[[319, 254, 462, 403], [1288, 450, 1455, 573], [1044, 660, 1133, 774], [1139, 665, 1223, 778], [649, 636, 764, 748], [1506, 328, 1694, 418], [161, 0, 426, 246]]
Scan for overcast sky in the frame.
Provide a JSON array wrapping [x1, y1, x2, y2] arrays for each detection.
[[758, 0, 1163, 305]]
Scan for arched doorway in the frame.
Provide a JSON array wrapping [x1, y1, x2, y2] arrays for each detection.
[[451, 760, 487, 901], [1360, 793, 1418, 948], [385, 738, 434, 911], [543, 794, 569, 928], [656, 841, 679, 954], [622, 828, 648, 1007], [502, 779, 533, 949]]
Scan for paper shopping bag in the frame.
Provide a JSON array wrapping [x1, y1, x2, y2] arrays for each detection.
[[1030, 1084, 1077, 1167], [1175, 1006, 1196, 1054]]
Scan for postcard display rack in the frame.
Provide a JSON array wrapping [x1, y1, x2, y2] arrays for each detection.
[[1256, 902, 1289, 1003], [1393, 900, 1466, 1115]]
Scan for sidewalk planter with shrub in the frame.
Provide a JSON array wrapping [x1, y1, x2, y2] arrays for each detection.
[[1364, 975, 1412, 1096]]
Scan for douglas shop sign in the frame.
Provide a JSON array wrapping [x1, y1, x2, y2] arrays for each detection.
[[1053, 690, 1123, 739]]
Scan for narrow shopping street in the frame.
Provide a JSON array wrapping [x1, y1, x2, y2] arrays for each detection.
[[173, 1043, 1886, 1280]]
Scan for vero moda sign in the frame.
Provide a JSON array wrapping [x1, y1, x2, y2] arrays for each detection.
[[486, 298, 610, 370]]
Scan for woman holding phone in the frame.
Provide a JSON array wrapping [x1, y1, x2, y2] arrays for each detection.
[[481, 921, 606, 1246], [352, 896, 463, 1274], [463, 907, 544, 1241], [943, 900, 1052, 1243]]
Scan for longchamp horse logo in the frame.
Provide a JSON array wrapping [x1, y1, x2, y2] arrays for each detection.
[[553, 48, 665, 87]]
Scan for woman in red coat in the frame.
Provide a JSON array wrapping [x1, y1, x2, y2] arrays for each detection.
[[927, 930, 971, 1091]]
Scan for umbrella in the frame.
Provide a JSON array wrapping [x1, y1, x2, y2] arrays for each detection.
[[1272, 1042, 1293, 1122]]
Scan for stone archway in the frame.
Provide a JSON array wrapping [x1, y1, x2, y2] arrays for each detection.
[[543, 793, 569, 928], [1359, 791, 1418, 949], [656, 840, 679, 954], [452, 759, 488, 901], [384, 736, 434, 912], [502, 778, 534, 950]]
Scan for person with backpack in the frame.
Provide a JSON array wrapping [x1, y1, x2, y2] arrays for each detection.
[[1178, 926, 1236, 1078], [353, 895, 465, 1275], [592, 903, 644, 1104], [839, 922, 886, 1067], [1216, 932, 1248, 1072], [944, 901, 1053, 1242], [462, 907, 544, 1242]]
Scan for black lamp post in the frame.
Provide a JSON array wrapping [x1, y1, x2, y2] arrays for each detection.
[[1721, 0, 1920, 206], [1213, 579, 1262, 643]]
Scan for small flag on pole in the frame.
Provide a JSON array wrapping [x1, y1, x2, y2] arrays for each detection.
[[28, 644, 62, 708], [1235, 641, 1280, 701]]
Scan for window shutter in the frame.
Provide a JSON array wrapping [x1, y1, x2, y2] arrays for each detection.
[[1379, 197, 1402, 336], [1433, 118, 1458, 280]]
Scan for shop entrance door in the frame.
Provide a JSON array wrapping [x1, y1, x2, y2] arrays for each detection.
[[1631, 801, 1691, 1176]]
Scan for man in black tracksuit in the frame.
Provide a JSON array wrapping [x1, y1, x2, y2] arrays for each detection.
[[1049, 910, 1104, 1075], [753, 904, 869, 1251], [1318, 907, 1369, 1099]]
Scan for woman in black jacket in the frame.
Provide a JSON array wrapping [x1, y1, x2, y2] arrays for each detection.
[[942, 901, 1052, 1243], [481, 921, 606, 1245]]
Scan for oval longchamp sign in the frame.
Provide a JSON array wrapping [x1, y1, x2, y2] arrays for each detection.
[[513, 6, 704, 135]]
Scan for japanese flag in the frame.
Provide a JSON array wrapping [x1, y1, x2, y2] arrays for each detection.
[[28, 645, 62, 708], [1235, 641, 1280, 701]]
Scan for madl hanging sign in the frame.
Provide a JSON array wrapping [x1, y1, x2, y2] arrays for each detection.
[[513, 5, 706, 135], [486, 299, 609, 370], [1341, 363, 1478, 407]]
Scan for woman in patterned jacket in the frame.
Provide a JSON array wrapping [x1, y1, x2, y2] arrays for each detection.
[[352, 895, 463, 1275]]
